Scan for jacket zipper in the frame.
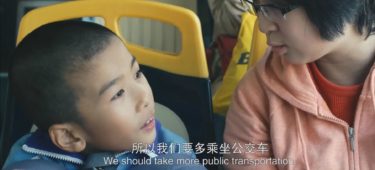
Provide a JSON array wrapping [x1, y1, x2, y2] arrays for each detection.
[[349, 127, 355, 170], [318, 114, 356, 169], [349, 127, 355, 152]]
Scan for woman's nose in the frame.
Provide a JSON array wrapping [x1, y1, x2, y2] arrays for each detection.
[[258, 15, 278, 34]]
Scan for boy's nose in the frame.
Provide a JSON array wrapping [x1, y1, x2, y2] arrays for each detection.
[[136, 99, 150, 113], [135, 88, 150, 113], [138, 97, 149, 106]]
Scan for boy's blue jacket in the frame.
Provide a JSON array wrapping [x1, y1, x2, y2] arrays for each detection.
[[3, 120, 197, 170]]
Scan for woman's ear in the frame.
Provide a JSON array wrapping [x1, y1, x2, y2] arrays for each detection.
[[49, 123, 87, 153]]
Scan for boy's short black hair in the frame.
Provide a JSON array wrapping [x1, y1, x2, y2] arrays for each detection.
[[290, 0, 375, 40], [10, 20, 117, 131]]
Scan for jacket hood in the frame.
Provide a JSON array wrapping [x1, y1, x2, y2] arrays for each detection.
[[253, 48, 375, 118]]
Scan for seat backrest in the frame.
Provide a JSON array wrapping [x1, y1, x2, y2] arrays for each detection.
[[212, 12, 257, 115], [212, 13, 267, 115], [16, 0, 208, 78], [248, 18, 267, 69], [3, 0, 216, 166]]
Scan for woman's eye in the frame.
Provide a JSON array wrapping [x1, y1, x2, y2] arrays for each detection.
[[135, 69, 143, 79], [111, 89, 125, 101]]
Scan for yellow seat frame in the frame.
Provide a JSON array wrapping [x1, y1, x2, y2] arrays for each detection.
[[17, 0, 208, 78]]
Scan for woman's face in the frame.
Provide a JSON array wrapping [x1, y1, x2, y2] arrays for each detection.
[[257, 3, 348, 64]]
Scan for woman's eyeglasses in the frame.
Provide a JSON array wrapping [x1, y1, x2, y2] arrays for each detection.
[[240, 0, 298, 21]]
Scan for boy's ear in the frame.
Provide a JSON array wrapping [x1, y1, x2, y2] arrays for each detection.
[[49, 123, 87, 153]]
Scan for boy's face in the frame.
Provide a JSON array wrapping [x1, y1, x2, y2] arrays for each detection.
[[68, 37, 156, 152]]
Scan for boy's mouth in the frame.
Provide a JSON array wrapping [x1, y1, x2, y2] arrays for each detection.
[[140, 116, 155, 131]]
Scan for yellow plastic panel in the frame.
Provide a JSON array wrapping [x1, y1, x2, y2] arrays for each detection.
[[17, 0, 208, 78], [212, 13, 257, 115], [248, 18, 267, 69]]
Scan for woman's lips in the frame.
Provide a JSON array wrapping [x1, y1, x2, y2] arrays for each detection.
[[271, 45, 287, 55]]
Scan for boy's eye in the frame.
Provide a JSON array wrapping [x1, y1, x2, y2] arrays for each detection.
[[135, 70, 143, 79], [111, 89, 125, 101]]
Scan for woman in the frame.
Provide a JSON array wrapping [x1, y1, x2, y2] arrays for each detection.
[[224, 0, 375, 169]]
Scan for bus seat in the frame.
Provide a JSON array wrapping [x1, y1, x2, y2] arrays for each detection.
[[248, 18, 267, 69], [155, 102, 189, 142], [212, 13, 257, 115], [212, 14, 267, 115], [2, 0, 215, 166]]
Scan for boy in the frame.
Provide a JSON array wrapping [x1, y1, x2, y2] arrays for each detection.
[[3, 20, 202, 170], [224, 0, 375, 169]]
